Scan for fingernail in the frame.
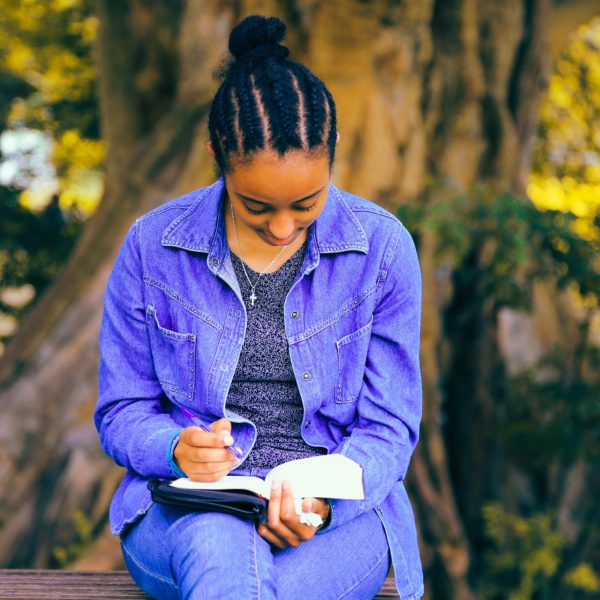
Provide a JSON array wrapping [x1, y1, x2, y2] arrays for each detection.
[[282, 480, 289, 491], [222, 434, 234, 446], [272, 480, 281, 491]]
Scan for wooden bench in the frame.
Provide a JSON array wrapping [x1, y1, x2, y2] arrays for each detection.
[[0, 570, 400, 598]]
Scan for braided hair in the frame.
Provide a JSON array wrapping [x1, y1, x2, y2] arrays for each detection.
[[208, 15, 337, 173]]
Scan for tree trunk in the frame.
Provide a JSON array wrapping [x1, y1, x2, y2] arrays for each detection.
[[0, 0, 235, 567], [0, 0, 597, 596]]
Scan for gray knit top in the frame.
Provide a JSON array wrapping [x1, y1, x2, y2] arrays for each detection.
[[226, 241, 325, 470]]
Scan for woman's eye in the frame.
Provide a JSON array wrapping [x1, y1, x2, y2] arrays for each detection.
[[296, 202, 317, 212], [245, 202, 317, 215]]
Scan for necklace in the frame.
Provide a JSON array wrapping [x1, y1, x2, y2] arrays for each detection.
[[229, 199, 289, 307]]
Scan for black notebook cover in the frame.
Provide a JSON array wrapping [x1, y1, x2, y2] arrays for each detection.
[[148, 479, 269, 524]]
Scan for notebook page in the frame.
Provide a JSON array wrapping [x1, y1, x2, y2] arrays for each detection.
[[265, 454, 364, 499], [170, 475, 268, 496]]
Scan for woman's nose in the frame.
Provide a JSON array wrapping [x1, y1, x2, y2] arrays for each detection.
[[268, 214, 295, 240]]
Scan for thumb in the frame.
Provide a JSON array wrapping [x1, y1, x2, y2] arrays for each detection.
[[210, 417, 232, 436]]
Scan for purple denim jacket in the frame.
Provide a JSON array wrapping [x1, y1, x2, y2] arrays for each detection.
[[95, 178, 423, 598]]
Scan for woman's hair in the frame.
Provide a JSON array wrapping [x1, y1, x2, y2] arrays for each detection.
[[208, 15, 337, 173]]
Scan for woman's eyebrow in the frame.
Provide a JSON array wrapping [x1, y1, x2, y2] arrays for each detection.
[[239, 186, 325, 206]]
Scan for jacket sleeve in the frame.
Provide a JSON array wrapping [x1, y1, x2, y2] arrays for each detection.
[[95, 220, 183, 478], [324, 224, 422, 531]]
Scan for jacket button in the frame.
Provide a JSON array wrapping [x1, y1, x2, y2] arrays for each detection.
[[305, 421, 311, 428], [291, 311, 299, 319], [211, 257, 220, 266], [302, 372, 310, 380]]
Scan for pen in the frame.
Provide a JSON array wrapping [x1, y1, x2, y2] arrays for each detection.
[[179, 406, 244, 460]]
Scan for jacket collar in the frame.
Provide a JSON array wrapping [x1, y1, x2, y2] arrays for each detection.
[[161, 178, 368, 274]]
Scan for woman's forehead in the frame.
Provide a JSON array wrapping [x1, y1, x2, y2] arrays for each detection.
[[226, 150, 330, 205]]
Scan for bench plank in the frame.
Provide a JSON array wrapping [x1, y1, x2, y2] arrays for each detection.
[[0, 571, 149, 599], [0, 570, 399, 598]]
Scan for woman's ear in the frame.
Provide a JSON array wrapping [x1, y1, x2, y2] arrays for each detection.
[[336, 131, 341, 145], [206, 141, 215, 157]]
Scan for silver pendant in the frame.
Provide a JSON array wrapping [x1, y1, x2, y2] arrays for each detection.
[[249, 290, 257, 307]]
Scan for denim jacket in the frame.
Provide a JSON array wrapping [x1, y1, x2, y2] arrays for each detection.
[[95, 178, 423, 598]]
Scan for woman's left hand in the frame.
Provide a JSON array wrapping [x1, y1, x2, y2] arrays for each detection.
[[257, 480, 328, 548]]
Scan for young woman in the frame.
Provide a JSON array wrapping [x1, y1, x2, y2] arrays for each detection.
[[95, 15, 424, 600]]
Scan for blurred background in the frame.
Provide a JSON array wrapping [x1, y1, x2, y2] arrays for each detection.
[[0, 1, 599, 598]]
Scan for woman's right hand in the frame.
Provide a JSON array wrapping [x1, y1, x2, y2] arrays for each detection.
[[173, 418, 240, 482]]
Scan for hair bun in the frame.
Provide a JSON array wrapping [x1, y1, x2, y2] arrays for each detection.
[[229, 15, 289, 63]]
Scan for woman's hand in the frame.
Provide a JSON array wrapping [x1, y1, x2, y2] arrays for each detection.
[[173, 418, 240, 482], [257, 480, 329, 548]]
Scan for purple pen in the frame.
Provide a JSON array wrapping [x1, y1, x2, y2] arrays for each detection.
[[179, 406, 243, 460]]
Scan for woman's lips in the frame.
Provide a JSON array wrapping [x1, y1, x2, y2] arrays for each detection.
[[264, 231, 298, 246]]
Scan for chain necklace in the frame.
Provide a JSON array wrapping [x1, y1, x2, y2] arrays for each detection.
[[229, 199, 289, 307]]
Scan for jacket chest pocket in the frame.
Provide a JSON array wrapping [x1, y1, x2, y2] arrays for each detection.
[[335, 317, 373, 403], [146, 304, 196, 401]]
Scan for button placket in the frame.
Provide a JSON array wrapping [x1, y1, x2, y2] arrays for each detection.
[[189, 344, 195, 393]]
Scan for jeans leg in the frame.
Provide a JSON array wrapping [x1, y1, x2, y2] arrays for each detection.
[[273, 508, 391, 600], [121, 503, 277, 600], [120, 505, 179, 600]]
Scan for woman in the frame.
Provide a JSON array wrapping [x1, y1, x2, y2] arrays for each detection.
[[95, 15, 424, 600]]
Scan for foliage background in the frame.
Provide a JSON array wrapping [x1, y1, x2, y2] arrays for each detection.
[[0, 1, 599, 598]]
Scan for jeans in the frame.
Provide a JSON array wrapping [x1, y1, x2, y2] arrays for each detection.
[[120, 501, 390, 599]]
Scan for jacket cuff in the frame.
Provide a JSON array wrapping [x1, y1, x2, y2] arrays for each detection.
[[166, 431, 187, 478], [315, 499, 333, 534], [134, 426, 183, 478], [326, 497, 364, 531]]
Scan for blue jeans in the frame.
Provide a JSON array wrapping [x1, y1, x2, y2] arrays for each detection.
[[120, 502, 390, 599]]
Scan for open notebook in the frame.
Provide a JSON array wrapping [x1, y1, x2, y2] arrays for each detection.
[[170, 453, 365, 500]]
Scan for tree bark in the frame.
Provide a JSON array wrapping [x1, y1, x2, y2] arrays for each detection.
[[0, 0, 235, 567], [95, 0, 142, 179], [1, 0, 598, 596]]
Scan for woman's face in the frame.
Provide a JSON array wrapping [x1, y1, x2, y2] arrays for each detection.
[[223, 150, 331, 247]]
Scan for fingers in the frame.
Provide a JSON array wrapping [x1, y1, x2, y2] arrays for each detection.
[[174, 424, 240, 482], [175, 452, 238, 478], [183, 446, 237, 464], [176, 427, 235, 462], [303, 497, 328, 521], [258, 480, 292, 548], [185, 464, 237, 482], [302, 497, 313, 513], [259, 481, 283, 547], [180, 425, 234, 449], [257, 481, 317, 548], [177, 452, 238, 482], [279, 481, 302, 531], [210, 417, 232, 436], [257, 523, 287, 548]]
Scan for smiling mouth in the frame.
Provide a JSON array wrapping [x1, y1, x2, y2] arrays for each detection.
[[265, 232, 298, 245]]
